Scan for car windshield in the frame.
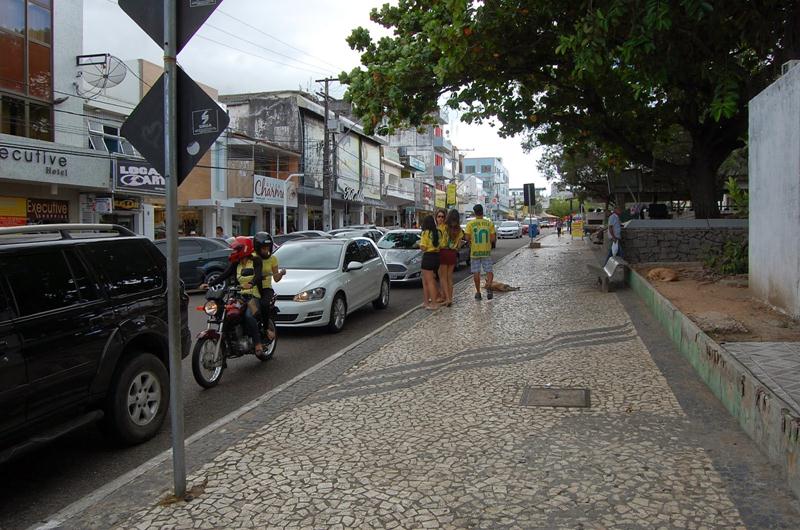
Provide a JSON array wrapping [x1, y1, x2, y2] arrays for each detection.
[[501, 221, 519, 227], [378, 232, 420, 250], [332, 231, 361, 239], [274, 242, 343, 269]]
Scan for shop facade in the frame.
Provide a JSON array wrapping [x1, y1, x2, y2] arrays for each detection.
[[0, 136, 111, 227]]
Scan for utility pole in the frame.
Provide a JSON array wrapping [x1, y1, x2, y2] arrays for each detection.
[[316, 77, 337, 231]]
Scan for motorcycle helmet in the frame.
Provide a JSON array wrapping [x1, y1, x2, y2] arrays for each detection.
[[253, 231, 274, 256], [229, 236, 254, 263]]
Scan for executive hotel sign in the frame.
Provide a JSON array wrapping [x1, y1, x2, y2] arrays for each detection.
[[0, 139, 109, 189]]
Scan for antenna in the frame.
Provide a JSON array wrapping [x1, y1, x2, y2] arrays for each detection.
[[75, 53, 128, 99]]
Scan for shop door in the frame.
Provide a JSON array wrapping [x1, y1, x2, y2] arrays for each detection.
[[101, 213, 134, 231]]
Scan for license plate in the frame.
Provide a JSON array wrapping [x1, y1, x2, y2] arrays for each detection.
[[391, 273, 403, 280]]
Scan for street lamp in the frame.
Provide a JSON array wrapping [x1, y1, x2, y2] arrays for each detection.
[[284, 173, 303, 233]]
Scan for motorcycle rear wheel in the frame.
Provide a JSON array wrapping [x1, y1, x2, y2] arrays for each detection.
[[255, 321, 277, 361], [192, 337, 225, 388]]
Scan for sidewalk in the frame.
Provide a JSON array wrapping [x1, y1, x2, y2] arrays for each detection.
[[58, 235, 800, 529]]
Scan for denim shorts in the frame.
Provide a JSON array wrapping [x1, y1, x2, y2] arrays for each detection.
[[470, 257, 493, 273]]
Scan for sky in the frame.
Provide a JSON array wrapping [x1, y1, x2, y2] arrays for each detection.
[[83, 0, 547, 191]]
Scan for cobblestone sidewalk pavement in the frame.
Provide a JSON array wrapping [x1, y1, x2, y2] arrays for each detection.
[[62, 235, 800, 529]]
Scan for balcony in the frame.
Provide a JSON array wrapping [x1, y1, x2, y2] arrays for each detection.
[[433, 136, 452, 152], [433, 164, 453, 179], [384, 176, 415, 203]]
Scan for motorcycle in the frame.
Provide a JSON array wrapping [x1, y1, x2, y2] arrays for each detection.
[[192, 284, 278, 388]]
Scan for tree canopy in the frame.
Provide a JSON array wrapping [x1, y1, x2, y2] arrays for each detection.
[[342, 0, 799, 218]]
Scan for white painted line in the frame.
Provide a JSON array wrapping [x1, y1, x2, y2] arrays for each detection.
[[31, 302, 425, 530]]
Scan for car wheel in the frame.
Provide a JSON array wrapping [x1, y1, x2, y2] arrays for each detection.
[[373, 277, 390, 309], [104, 352, 169, 445], [203, 269, 224, 287], [328, 293, 347, 333]]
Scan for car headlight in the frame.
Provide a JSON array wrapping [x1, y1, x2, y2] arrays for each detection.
[[293, 287, 326, 302], [409, 254, 422, 265], [204, 301, 218, 316]]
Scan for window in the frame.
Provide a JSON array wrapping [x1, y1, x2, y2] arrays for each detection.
[[178, 239, 203, 256], [65, 250, 99, 302], [465, 165, 475, 174], [480, 165, 492, 174], [434, 154, 443, 167], [83, 240, 164, 297], [87, 120, 137, 155], [0, 0, 52, 139], [434, 127, 443, 137], [3, 251, 84, 316], [356, 239, 378, 261], [0, 283, 15, 322], [344, 242, 361, 265]]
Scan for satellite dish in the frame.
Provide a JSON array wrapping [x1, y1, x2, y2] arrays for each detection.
[[76, 54, 128, 98]]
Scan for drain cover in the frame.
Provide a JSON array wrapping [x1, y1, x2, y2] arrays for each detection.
[[519, 387, 591, 408]]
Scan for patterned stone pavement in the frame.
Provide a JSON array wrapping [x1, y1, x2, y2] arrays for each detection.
[[68, 235, 800, 529]]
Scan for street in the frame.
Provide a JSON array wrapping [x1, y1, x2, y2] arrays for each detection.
[[0, 237, 530, 530]]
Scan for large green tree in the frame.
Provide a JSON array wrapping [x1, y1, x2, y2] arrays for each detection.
[[342, 0, 799, 218]]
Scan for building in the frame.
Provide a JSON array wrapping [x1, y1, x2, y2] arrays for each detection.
[[220, 91, 388, 231], [1, 0, 112, 227], [463, 157, 511, 219]]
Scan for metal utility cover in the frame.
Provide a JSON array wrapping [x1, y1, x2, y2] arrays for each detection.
[[519, 387, 591, 408]]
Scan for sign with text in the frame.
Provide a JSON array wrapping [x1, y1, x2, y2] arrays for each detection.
[[571, 219, 584, 239], [120, 66, 229, 184], [446, 183, 457, 206], [27, 198, 69, 223], [115, 158, 166, 195], [0, 196, 27, 227], [253, 174, 298, 208], [435, 189, 446, 209]]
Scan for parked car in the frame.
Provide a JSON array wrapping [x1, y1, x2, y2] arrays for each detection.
[[273, 233, 310, 249], [153, 236, 231, 289], [271, 237, 390, 332], [497, 220, 523, 239], [332, 229, 384, 243], [378, 229, 470, 283], [0, 224, 191, 463], [292, 230, 332, 239]]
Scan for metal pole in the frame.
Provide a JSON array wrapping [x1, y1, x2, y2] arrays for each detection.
[[317, 78, 334, 231], [163, 0, 185, 498]]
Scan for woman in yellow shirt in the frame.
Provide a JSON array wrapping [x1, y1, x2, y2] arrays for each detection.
[[419, 214, 441, 309], [438, 209, 463, 306]]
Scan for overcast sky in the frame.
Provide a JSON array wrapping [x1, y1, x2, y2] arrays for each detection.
[[83, 0, 547, 190]]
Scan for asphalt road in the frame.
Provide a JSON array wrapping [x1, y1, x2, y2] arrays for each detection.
[[0, 236, 531, 529]]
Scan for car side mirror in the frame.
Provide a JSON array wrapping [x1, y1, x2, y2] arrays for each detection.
[[345, 261, 364, 272]]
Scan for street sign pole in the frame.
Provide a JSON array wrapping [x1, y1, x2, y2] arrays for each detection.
[[163, 0, 186, 498]]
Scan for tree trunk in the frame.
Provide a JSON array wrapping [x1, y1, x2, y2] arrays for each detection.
[[687, 151, 721, 219]]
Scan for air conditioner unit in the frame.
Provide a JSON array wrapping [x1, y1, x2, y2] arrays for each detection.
[[782, 60, 799, 76], [327, 119, 343, 133]]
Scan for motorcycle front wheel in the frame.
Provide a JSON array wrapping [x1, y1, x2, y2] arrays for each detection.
[[255, 320, 277, 362], [192, 336, 225, 388]]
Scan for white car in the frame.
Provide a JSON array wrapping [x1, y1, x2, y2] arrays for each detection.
[[271, 237, 390, 333], [497, 220, 523, 238]]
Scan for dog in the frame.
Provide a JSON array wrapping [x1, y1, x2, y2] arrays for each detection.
[[484, 280, 521, 292]]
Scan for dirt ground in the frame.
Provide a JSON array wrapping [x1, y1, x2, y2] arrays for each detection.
[[635, 264, 800, 343]]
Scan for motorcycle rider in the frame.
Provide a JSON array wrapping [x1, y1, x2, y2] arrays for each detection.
[[206, 236, 265, 354], [252, 231, 285, 342]]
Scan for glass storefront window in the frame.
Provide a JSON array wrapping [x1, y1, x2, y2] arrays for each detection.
[[28, 41, 50, 98], [27, 1, 50, 43], [0, 0, 24, 34], [0, 32, 24, 92]]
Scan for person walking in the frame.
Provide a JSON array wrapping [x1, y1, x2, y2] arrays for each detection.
[[464, 204, 496, 300], [419, 214, 442, 309], [556, 218, 563, 237], [438, 209, 463, 307]]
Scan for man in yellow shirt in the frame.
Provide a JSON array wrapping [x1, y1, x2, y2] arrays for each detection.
[[464, 204, 496, 300]]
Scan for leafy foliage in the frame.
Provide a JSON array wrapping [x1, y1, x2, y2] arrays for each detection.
[[724, 176, 749, 218], [704, 239, 748, 275], [342, 1, 800, 218], [546, 199, 575, 218]]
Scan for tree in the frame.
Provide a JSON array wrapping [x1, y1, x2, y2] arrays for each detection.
[[342, 1, 799, 218], [546, 198, 574, 218]]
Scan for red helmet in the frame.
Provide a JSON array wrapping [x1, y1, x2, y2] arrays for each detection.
[[229, 236, 254, 263]]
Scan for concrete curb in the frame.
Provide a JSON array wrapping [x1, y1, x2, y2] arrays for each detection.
[[627, 268, 800, 499]]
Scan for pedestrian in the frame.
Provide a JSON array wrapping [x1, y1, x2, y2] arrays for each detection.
[[438, 209, 463, 307], [419, 214, 442, 309], [464, 204, 496, 300], [216, 225, 229, 239], [556, 218, 563, 237], [607, 205, 623, 263]]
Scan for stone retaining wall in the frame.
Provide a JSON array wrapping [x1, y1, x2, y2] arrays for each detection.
[[622, 219, 747, 264]]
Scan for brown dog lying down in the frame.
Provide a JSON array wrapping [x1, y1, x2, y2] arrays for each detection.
[[483, 280, 521, 292]]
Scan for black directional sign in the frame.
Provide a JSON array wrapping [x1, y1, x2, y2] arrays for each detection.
[[121, 66, 229, 183], [523, 182, 536, 205], [119, 0, 222, 54]]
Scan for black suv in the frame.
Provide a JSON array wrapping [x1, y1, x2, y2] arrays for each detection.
[[0, 224, 190, 463]]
